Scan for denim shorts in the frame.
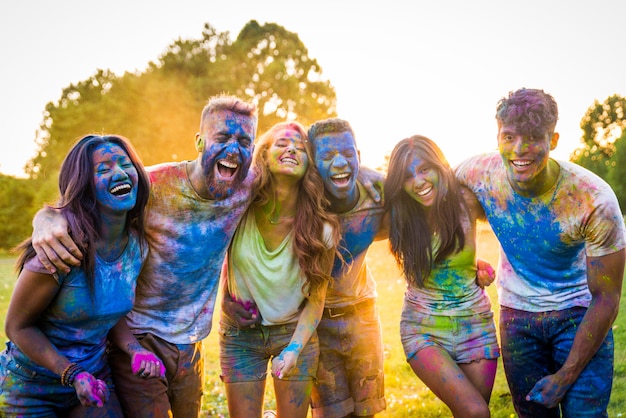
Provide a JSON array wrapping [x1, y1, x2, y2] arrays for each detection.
[[0, 349, 122, 417], [400, 301, 500, 364], [311, 299, 386, 418], [500, 306, 614, 417], [219, 319, 319, 383]]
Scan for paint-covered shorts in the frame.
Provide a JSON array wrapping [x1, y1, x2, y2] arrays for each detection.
[[311, 299, 386, 418], [400, 300, 500, 364], [219, 318, 319, 383], [0, 346, 122, 417], [108, 332, 204, 418]]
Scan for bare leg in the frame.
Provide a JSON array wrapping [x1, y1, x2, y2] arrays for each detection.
[[225, 380, 267, 418], [459, 358, 498, 403], [274, 378, 313, 418], [409, 346, 491, 418]]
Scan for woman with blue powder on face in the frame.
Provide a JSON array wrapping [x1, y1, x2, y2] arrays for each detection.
[[384, 135, 500, 418], [219, 121, 340, 418], [0, 135, 164, 417]]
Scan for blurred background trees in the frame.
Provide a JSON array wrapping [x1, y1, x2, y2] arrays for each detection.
[[570, 94, 626, 210], [1, 20, 625, 251], [0, 20, 337, 250]]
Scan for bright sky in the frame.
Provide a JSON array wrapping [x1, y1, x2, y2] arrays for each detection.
[[1, 0, 625, 178]]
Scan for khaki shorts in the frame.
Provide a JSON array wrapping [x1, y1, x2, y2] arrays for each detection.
[[108, 332, 204, 418]]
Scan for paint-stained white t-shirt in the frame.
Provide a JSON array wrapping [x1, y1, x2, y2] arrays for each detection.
[[126, 161, 254, 344], [456, 153, 626, 312]]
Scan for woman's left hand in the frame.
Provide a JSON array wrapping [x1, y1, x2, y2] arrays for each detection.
[[272, 348, 298, 379], [73, 372, 109, 407]]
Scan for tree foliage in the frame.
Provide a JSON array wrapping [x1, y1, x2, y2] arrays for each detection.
[[571, 94, 626, 211], [0, 175, 38, 250], [25, 20, 337, 183], [0, 20, 337, 250]]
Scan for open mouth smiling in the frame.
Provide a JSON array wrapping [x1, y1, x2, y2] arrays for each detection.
[[280, 156, 298, 166], [331, 172, 351, 187], [110, 183, 132, 196], [511, 159, 532, 168], [217, 159, 238, 178], [417, 186, 432, 197]]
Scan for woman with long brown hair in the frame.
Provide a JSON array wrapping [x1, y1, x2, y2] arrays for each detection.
[[0, 134, 164, 417], [219, 121, 340, 418], [385, 135, 499, 418]]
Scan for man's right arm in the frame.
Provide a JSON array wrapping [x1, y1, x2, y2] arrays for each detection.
[[31, 207, 82, 274]]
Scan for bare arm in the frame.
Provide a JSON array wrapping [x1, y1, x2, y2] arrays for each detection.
[[460, 185, 486, 222], [460, 186, 495, 287], [32, 207, 83, 274], [5, 270, 108, 407], [271, 247, 333, 378], [108, 320, 166, 378], [271, 279, 327, 379], [374, 211, 390, 241], [527, 248, 625, 407]]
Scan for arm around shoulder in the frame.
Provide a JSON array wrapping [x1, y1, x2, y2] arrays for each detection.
[[31, 207, 83, 274], [358, 166, 385, 203]]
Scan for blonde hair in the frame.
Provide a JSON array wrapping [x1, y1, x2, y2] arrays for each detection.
[[199, 94, 258, 134]]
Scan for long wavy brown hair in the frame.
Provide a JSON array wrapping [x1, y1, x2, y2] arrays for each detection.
[[252, 121, 340, 295], [384, 135, 466, 288]]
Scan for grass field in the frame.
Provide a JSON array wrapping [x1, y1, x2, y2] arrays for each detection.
[[1, 223, 625, 417]]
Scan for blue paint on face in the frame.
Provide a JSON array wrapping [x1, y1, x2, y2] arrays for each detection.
[[313, 132, 359, 204], [200, 110, 255, 199], [92, 143, 139, 214]]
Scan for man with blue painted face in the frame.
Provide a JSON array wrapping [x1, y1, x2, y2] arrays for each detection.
[[307, 118, 388, 418], [456, 88, 626, 417], [30, 94, 258, 418]]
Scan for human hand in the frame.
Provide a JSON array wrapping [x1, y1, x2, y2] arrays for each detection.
[[357, 166, 384, 203], [272, 351, 298, 379], [223, 296, 260, 328], [32, 208, 82, 275], [272, 342, 302, 379], [130, 350, 166, 378], [73, 372, 109, 407], [526, 374, 571, 409], [476, 258, 495, 288]]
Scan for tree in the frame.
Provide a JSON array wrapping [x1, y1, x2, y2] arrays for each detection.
[[571, 95, 626, 211], [4, 21, 337, 243], [0, 174, 38, 250], [26, 20, 337, 191]]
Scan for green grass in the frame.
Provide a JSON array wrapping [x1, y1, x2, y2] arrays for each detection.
[[1, 225, 625, 417]]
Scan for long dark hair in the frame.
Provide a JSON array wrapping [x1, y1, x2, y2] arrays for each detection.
[[15, 134, 150, 294], [384, 135, 465, 287]]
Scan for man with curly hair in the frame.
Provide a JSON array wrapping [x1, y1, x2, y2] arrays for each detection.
[[456, 88, 626, 417]]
